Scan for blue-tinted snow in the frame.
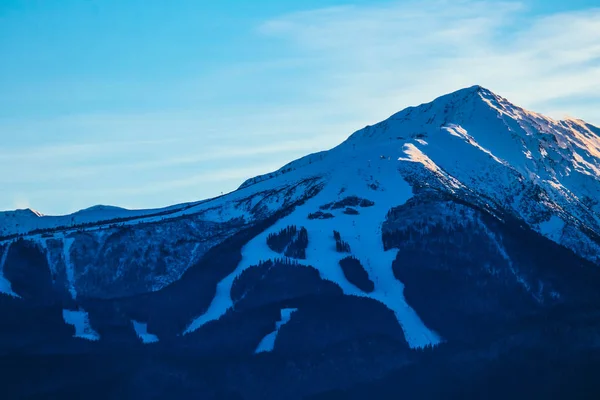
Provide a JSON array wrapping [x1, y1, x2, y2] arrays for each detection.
[[62, 237, 78, 299], [131, 320, 159, 344], [0, 242, 19, 298], [62, 309, 100, 341], [255, 308, 297, 353]]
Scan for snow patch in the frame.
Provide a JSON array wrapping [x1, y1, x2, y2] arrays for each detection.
[[538, 215, 565, 241], [255, 308, 297, 353], [131, 320, 159, 344], [62, 309, 100, 341], [399, 143, 444, 174], [442, 125, 508, 166], [62, 238, 77, 299], [0, 275, 17, 298], [0, 243, 19, 298], [444, 124, 470, 139], [28, 208, 44, 217]]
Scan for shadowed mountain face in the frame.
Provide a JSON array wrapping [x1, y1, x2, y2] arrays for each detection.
[[2, 86, 600, 399]]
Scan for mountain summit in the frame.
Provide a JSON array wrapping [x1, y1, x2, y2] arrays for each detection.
[[2, 87, 600, 399]]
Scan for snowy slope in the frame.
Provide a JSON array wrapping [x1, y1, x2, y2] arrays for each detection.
[[185, 142, 443, 347], [0, 176, 323, 297], [0, 174, 322, 241]]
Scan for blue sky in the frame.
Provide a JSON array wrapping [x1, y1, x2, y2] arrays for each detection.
[[1, 0, 599, 214]]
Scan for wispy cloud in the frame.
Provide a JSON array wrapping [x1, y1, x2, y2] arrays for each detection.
[[11, 161, 288, 213], [0, 138, 324, 183], [258, 0, 600, 124], [105, 162, 289, 196]]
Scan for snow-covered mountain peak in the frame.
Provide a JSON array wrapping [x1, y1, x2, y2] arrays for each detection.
[[392, 85, 500, 118], [239, 85, 600, 264]]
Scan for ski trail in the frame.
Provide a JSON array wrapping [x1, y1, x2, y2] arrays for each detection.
[[255, 308, 297, 353], [0, 242, 19, 297], [62, 238, 77, 299], [185, 150, 441, 348]]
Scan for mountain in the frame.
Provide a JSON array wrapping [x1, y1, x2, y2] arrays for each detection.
[[2, 86, 600, 399]]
